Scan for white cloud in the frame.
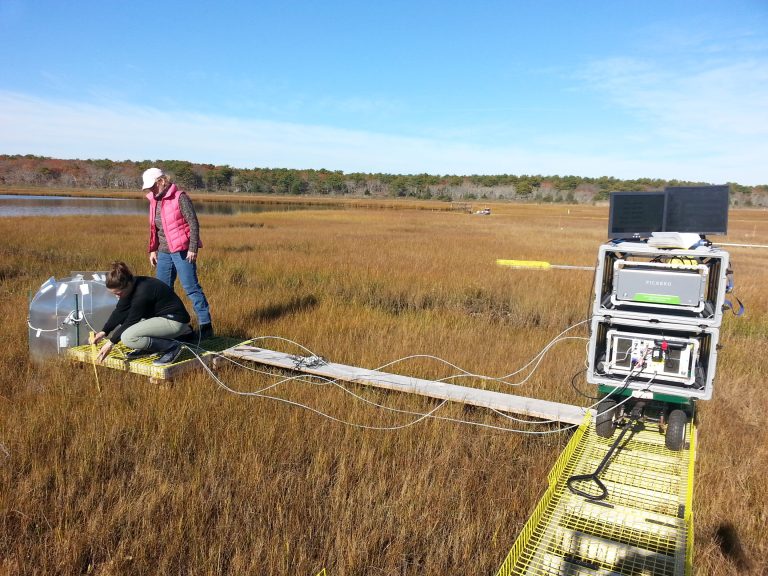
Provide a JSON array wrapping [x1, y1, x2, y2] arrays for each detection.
[[576, 53, 768, 182], [0, 89, 764, 184], [584, 58, 768, 137]]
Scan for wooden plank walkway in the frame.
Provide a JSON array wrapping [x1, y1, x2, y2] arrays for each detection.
[[222, 344, 590, 425]]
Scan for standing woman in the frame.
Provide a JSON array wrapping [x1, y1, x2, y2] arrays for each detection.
[[142, 167, 214, 339]]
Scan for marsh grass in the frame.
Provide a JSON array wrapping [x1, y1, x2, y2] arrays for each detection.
[[1, 202, 766, 574]]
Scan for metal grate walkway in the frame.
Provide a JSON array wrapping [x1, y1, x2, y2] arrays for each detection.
[[68, 337, 242, 380], [496, 414, 695, 576]]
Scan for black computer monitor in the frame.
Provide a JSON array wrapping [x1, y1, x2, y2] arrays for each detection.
[[664, 185, 729, 235], [608, 191, 666, 239]]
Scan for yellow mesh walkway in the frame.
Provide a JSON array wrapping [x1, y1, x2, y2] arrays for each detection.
[[68, 337, 243, 380], [497, 414, 695, 576]]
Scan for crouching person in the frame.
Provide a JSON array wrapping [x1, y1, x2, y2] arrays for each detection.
[[92, 261, 192, 366]]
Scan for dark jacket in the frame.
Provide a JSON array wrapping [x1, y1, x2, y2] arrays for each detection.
[[102, 276, 191, 343]]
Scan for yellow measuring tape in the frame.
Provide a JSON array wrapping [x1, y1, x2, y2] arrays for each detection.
[[89, 332, 102, 393]]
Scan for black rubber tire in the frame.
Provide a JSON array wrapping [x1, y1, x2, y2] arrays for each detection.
[[596, 399, 618, 438], [665, 409, 688, 451]]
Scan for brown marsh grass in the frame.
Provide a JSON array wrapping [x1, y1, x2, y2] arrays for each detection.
[[1, 200, 767, 574]]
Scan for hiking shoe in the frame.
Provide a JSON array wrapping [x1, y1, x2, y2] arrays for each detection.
[[199, 323, 214, 340], [153, 343, 183, 366]]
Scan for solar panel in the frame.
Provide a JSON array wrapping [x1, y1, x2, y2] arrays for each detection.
[[608, 185, 729, 238], [664, 185, 729, 235], [608, 191, 666, 238]]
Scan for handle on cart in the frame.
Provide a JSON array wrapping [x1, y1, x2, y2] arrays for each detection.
[[567, 414, 642, 501], [567, 470, 609, 501]]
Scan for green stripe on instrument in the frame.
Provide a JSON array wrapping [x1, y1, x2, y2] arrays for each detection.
[[634, 293, 681, 304]]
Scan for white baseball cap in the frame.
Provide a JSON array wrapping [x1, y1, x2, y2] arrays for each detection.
[[141, 167, 165, 189]]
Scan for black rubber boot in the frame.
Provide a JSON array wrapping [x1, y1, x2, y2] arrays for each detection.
[[125, 348, 154, 360], [125, 337, 171, 360], [199, 323, 214, 340], [153, 343, 182, 366], [142, 338, 183, 366], [177, 324, 196, 343]]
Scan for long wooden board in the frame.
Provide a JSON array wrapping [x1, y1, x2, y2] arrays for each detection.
[[223, 344, 590, 425]]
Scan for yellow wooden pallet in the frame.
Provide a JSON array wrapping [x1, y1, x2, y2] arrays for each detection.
[[68, 337, 243, 380], [497, 413, 695, 576]]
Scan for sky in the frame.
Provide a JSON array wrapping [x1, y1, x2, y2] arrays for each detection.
[[0, 0, 766, 185]]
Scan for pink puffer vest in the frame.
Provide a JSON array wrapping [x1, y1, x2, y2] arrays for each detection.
[[146, 184, 201, 253]]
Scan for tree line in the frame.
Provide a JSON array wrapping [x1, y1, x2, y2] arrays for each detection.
[[1, 154, 765, 205]]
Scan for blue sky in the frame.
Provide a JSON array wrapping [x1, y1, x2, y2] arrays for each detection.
[[1, 0, 766, 184]]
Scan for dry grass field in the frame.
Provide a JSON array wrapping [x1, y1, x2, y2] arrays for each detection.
[[0, 195, 766, 575]]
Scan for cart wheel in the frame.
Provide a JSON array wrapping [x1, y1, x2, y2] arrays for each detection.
[[596, 398, 618, 438], [665, 409, 687, 451]]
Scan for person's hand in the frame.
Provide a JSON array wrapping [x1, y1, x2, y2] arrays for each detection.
[[90, 331, 106, 345], [186, 251, 197, 263], [149, 251, 158, 267], [97, 341, 114, 363]]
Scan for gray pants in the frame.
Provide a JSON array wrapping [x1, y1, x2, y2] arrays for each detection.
[[121, 317, 189, 350]]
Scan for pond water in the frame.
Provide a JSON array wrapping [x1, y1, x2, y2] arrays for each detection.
[[0, 194, 328, 217]]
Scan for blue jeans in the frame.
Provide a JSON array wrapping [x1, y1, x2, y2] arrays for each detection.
[[155, 251, 212, 325]]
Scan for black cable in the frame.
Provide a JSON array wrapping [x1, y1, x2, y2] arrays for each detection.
[[570, 368, 601, 400], [590, 355, 648, 406], [613, 354, 653, 398]]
